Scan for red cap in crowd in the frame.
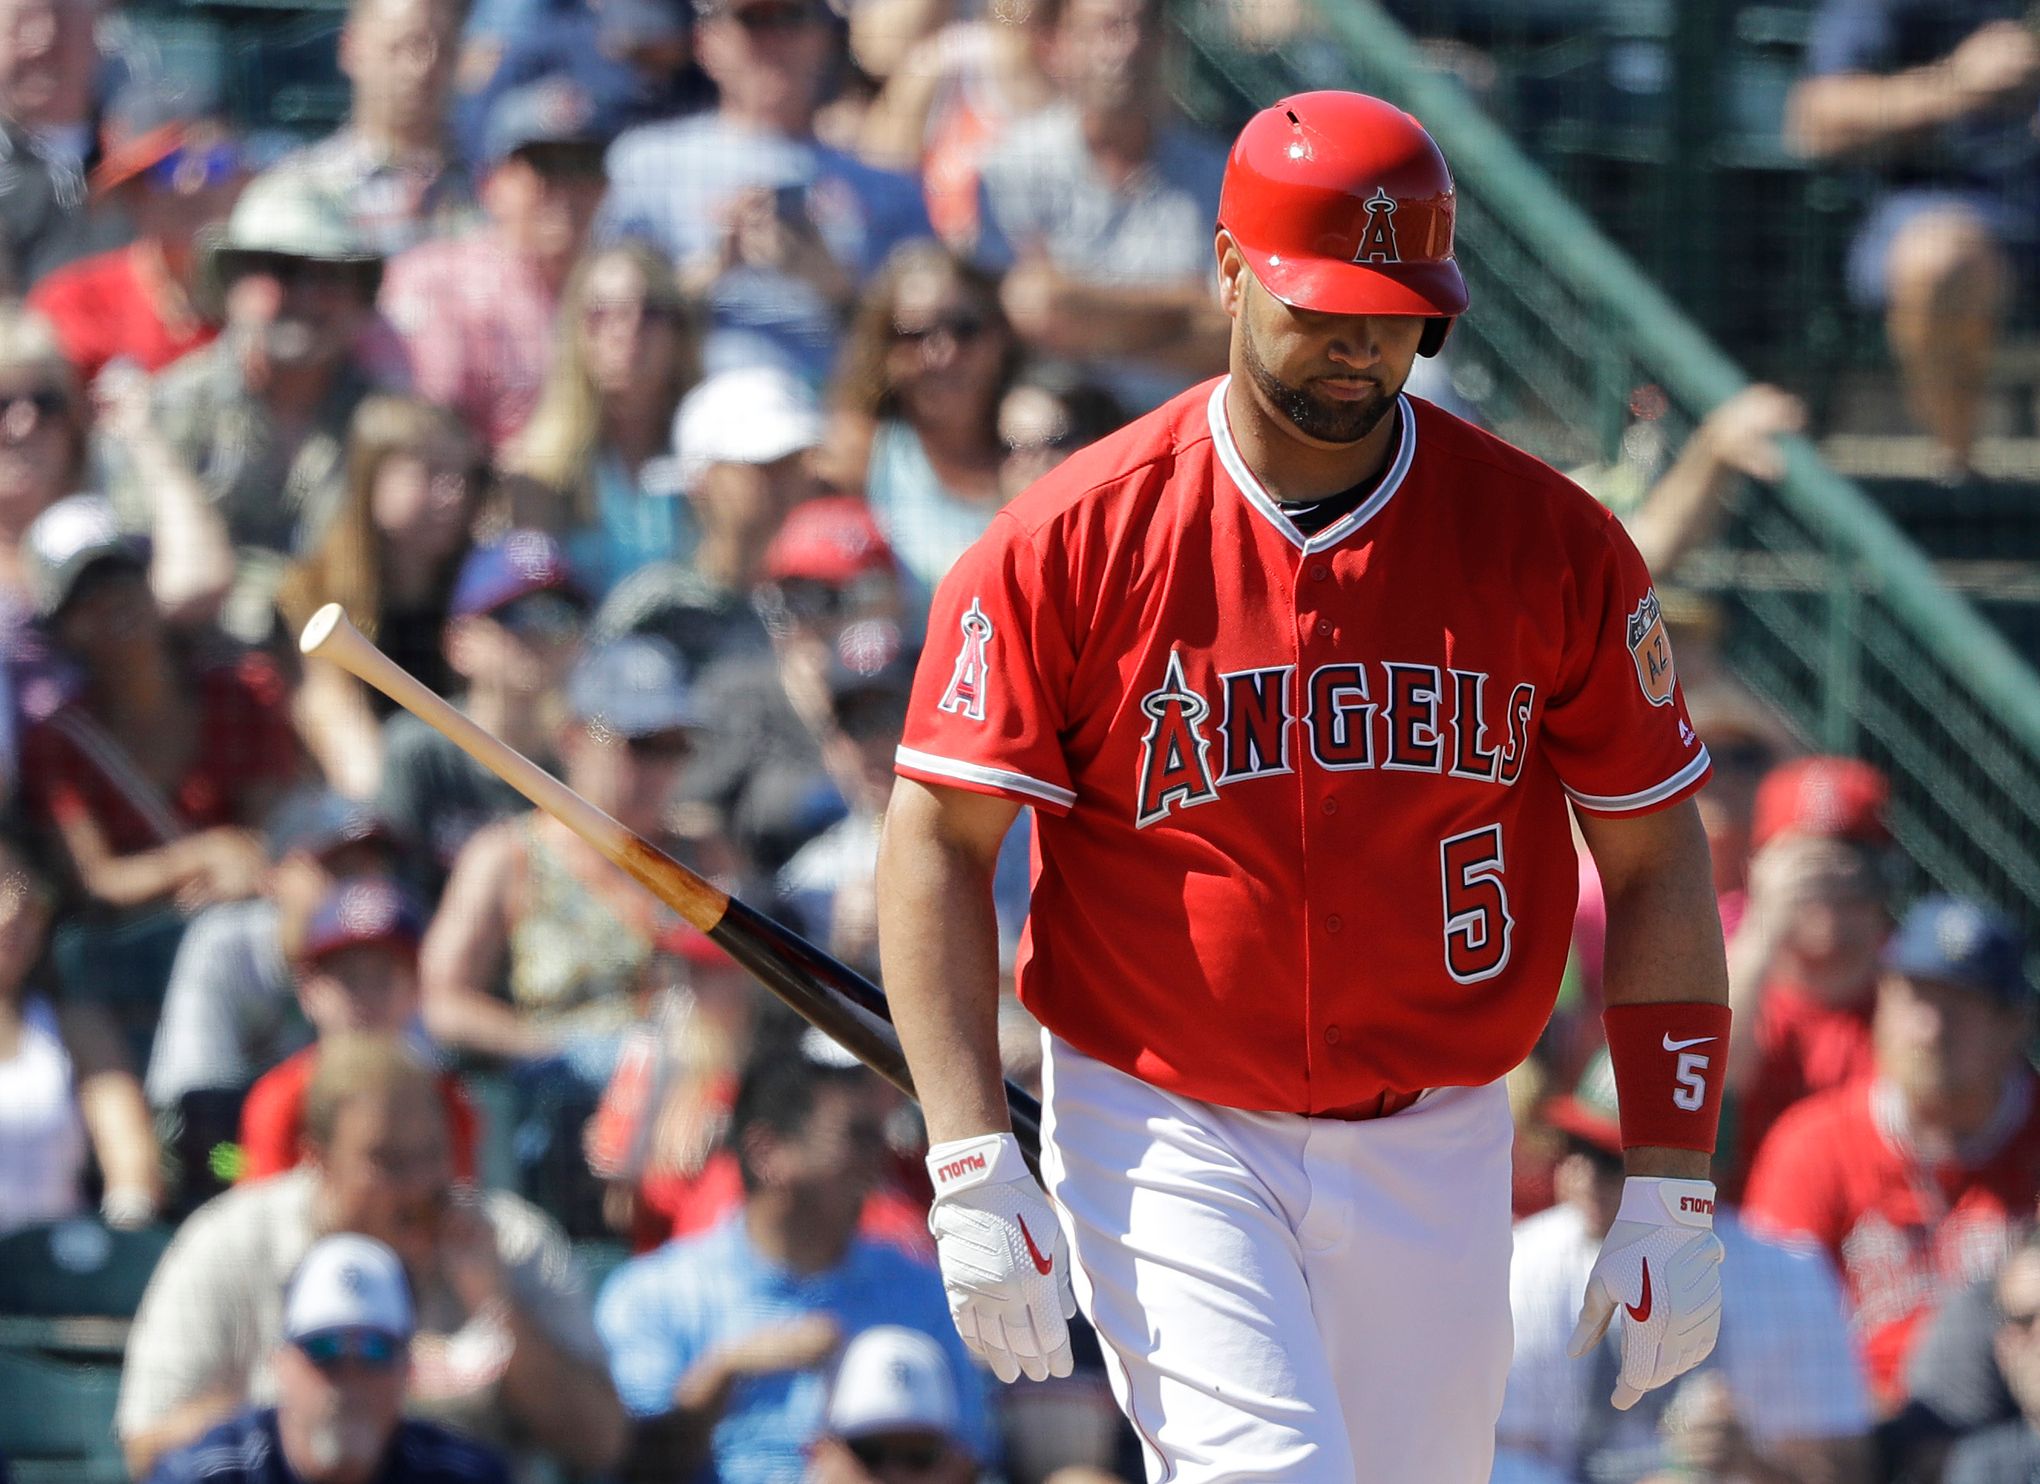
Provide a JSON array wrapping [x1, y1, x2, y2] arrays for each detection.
[[763, 497, 896, 588], [1750, 756, 1889, 851]]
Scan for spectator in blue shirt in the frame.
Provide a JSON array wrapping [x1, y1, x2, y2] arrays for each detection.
[[599, 0, 933, 385], [144, 1233, 510, 1484], [1787, 0, 2040, 474], [597, 1033, 993, 1483]]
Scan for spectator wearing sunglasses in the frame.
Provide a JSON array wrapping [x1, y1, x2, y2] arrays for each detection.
[[826, 243, 1020, 602], [0, 306, 89, 624], [381, 77, 617, 455], [808, 1326, 978, 1484], [121, 1037, 626, 1477], [102, 170, 400, 642], [378, 533, 588, 888], [422, 635, 726, 1071], [28, 80, 247, 381], [141, 1233, 512, 1484], [1938, 1237, 2040, 1484], [599, 0, 932, 385]]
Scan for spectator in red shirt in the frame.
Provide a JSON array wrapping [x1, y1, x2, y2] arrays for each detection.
[[17, 497, 301, 912], [1723, 756, 1894, 1186], [27, 79, 248, 381], [1743, 896, 2040, 1411], [380, 75, 615, 453], [239, 876, 480, 1182]]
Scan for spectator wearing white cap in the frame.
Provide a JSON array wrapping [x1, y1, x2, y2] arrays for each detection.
[[141, 1233, 512, 1484], [808, 1326, 975, 1484], [589, 362, 824, 681], [120, 1036, 627, 1477]]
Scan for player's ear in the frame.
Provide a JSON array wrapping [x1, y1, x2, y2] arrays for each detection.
[[1215, 230, 1246, 317]]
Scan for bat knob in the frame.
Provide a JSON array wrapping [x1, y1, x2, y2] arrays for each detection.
[[299, 603, 349, 657]]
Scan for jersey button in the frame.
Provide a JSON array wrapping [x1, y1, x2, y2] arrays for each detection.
[[1321, 798, 1338, 816], [1324, 1025, 1342, 1045], [1325, 914, 1343, 934], [1315, 619, 1332, 636], [1310, 563, 1329, 582]]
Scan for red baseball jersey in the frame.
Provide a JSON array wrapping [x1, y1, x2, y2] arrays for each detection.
[[1742, 1075, 2040, 1406], [897, 379, 1711, 1114]]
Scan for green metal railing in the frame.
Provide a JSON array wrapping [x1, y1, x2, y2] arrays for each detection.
[[1177, 1, 2040, 929]]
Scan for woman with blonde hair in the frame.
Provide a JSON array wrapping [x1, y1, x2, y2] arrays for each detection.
[[507, 241, 700, 598], [276, 395, 485, 798]]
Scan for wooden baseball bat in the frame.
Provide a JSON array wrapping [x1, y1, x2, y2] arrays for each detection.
[[298, 603, 1046, 1166]]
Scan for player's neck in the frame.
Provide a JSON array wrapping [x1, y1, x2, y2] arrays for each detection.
[[1222, 374, 1401, 506]]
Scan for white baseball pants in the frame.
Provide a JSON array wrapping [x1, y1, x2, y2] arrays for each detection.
[[1038, 1034, 1516, 1484]]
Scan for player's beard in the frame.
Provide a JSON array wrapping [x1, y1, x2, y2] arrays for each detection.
[[1241, 327, 1398, 446]]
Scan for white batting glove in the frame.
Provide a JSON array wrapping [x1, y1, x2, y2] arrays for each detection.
[[1567, 1176, 1725, 1410], [926, 1132, 1077, 1384]]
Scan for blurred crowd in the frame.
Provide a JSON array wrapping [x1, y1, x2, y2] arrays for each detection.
[[0, 0, 2035, 1480]]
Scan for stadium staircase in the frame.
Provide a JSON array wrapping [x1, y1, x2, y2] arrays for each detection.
[[1170, 0, 2040, 946]]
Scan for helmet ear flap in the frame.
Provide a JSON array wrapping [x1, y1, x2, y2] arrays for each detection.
[[1418, 318, 1453, 358]]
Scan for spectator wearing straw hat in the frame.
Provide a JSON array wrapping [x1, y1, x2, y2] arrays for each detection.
[[100, 169, 397, 637]]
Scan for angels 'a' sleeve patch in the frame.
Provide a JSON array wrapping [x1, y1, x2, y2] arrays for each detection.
[[1627, 588, 1676, 707], [936, 598, 994, 722]]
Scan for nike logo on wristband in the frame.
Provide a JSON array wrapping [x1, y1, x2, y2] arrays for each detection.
[[1018, 1216, 1053, 1275], [1662, 1034, 1718, 1052], [1626, 1261, 1654, 1323]]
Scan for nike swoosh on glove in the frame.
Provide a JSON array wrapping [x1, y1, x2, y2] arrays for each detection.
[[926, 1132, 1078, 1383], [1567, 1176, 1725, 1410]]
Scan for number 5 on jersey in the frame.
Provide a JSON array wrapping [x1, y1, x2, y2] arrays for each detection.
[[1440, 824, 1515, 983]]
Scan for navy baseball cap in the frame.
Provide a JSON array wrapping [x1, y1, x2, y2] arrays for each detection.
[[266, 790, 395, 864], [451, 532, 584, 620], [1884, 896, 2030, 1006], [298, 877, 424, 965], [567, 635, 702, 738], [482, 76, 619, 167]]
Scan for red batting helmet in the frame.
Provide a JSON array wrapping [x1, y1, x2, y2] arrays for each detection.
[[1219, 91, 1468, 355]]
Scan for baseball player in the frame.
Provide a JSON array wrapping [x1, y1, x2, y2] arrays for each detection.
[[875, 91, 1732, 1483]]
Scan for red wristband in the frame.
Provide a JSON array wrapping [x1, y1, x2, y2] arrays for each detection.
[[1602, 1001, 1733, 1153]]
